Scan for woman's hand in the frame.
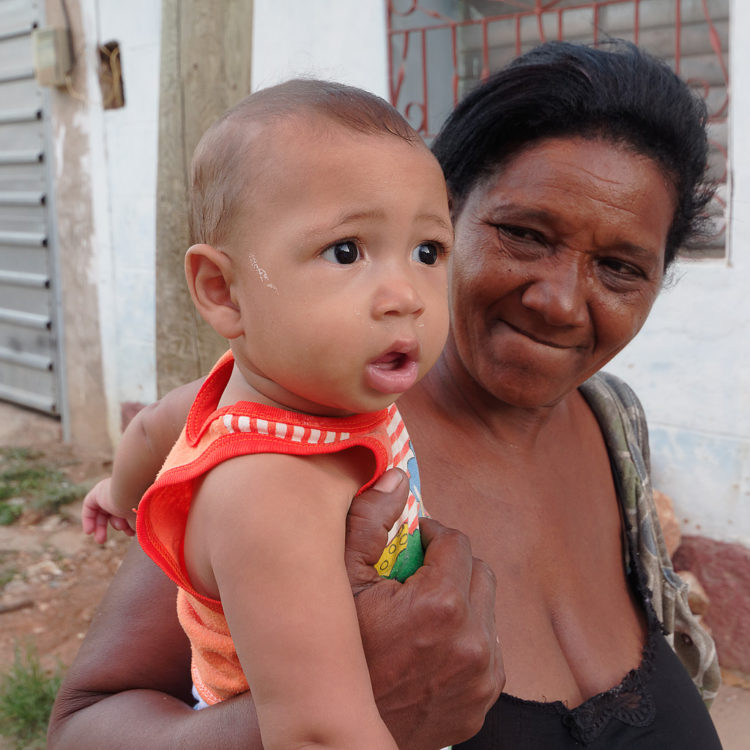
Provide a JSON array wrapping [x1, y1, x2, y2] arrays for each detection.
[[347, 469, 505, 748]]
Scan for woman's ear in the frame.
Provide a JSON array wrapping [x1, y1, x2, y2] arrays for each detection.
[[185, 244, 244, 339]]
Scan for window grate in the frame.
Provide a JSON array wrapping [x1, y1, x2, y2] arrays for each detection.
[[387, 0, 730, 258]]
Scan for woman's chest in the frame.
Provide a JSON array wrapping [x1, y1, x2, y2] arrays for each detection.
[[416, 426, 647, 706]]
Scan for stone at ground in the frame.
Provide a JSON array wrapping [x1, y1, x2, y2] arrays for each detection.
[[0, 401, 122, 678], [674, 535, 750, 675]]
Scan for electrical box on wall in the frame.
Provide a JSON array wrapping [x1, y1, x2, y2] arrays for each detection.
[[31, 27, 73, 87]]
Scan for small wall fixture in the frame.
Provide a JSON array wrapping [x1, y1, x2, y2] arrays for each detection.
[[31, 27, 73, 87], [98, 41, 125, 109]]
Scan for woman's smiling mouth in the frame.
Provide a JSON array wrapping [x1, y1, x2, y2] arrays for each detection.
[[500, 320, 587, 350]]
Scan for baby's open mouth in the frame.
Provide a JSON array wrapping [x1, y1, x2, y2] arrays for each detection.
[[365, 344, 420, 395], [373, 351, 410, 370]]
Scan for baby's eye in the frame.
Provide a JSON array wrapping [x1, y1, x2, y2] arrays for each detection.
[[321, 241, 360, 264], [412, 242, 439, 265]]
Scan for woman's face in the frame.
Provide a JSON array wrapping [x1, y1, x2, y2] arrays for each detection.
[[447, 136, 676, 408]]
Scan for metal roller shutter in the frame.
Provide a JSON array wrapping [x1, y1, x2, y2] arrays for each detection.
[[0, 0, 64, 415]]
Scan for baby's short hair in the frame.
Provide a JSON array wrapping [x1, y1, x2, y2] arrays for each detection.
[[189, 79, 420, 247]]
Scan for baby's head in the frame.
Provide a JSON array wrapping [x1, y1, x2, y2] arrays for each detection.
[[185, 79, 452, 416], [189, 79, 421, 249]]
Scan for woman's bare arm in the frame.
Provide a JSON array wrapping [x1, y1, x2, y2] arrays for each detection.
[[49, 470, 503, 750], [48, 538, 262, 749]]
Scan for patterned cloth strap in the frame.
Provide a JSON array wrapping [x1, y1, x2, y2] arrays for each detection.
[[580, 372, 720, 706]]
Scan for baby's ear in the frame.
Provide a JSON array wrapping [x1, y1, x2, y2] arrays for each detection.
[[185, 244, 243, 339]]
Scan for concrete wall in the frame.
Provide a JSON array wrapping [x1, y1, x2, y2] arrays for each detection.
[[47, 0, 161, 447], [96, 0, 162, 413], [46, 0, 110, 451], [69, 0, 383, 444], [251, 0, 388, 95]]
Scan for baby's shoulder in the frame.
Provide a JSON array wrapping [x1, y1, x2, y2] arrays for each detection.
[[198, 448, 365, 511]]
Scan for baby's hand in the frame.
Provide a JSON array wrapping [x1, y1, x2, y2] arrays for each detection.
[[81, 478, 136, 544]]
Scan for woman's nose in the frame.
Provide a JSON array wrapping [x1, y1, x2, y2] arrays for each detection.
[[520, 257, 588, 327]]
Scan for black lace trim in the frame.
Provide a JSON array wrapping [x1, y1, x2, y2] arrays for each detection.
[[499, 615, 658, 745], [560, 622, 658, 744]]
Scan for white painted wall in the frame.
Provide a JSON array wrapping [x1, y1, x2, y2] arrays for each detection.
[[97, 0, 161, 412], [92, 0, 385, 444], [66, 0, 121, 445], [607, 0, 749, 546], [84, 0, 161, 442], [251, 0, 388, 96]]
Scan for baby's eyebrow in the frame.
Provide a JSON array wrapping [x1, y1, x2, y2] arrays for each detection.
[[324, 209, 452, 235], [417, 212, 453, 233], [331, 209, 386, 227]]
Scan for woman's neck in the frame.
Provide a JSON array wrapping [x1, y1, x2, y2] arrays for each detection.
[[402, 344, 574, 452]]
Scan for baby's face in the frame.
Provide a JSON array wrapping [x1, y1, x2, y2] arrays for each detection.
[[227, 122, 452, 416]]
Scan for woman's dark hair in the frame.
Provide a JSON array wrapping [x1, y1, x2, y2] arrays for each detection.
[[431, 40, 713, 267]]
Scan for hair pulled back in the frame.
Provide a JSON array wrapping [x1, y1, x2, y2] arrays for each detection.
[[432, 40, 713, 266]]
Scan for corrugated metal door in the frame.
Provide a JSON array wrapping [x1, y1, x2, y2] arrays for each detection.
[[0, 0, 64, 415]]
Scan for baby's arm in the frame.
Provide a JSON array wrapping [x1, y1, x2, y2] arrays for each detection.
[[81, 379, 203, 543], [185, 450, 399, 750]]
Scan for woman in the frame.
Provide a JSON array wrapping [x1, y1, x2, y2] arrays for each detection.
[[48, 41, 721, 748]]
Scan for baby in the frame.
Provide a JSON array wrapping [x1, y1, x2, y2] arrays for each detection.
[[81, 79, 452, 749]]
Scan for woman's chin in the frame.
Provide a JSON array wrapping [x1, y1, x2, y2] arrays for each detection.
[[477, 369, 575, 410]]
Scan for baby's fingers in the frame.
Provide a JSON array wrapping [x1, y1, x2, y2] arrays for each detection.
[[81, 500, 103, 535], [110, 516, 135, 536], [94, 513, 111, 544]]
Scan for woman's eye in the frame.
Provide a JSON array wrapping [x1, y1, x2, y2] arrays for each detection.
[[600, 258, 644, 278], [412, 242, 439, 265], [321, 241, 360, 264], [497, 224, 543, 243]]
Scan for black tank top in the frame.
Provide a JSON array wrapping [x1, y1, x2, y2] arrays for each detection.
[[455, 554, 723, 748], [455, 626, 722, 749]]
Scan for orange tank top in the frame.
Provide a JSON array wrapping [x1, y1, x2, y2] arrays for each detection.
[[136, 351, 426, 704]]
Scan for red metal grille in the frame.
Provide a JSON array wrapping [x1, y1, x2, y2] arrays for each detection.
[[387, 0, 729, 256]]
